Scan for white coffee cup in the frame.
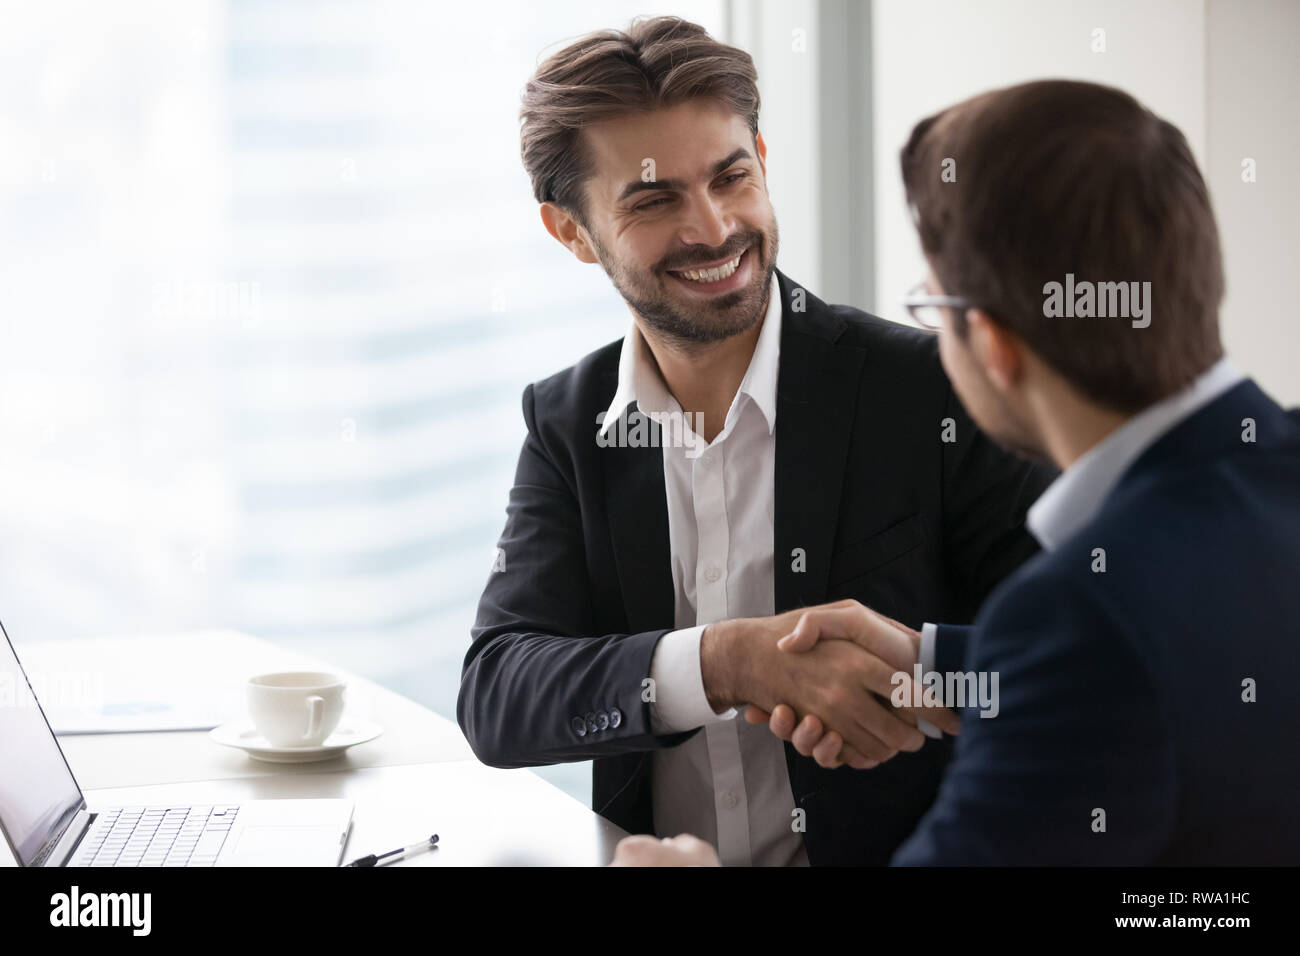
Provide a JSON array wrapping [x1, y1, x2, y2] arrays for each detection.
[[246, 671, 346, 747]]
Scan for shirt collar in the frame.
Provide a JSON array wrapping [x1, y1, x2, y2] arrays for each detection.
[[1026, 356, 1244, 550], [599, 272, 782, 437]]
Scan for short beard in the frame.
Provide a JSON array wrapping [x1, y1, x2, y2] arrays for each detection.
[[589, 222, 779, 351]]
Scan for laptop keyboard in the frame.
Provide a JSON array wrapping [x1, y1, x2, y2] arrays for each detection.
[[76, 805, 241, 867]]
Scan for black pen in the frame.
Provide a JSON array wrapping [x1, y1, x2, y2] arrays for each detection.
[[343, 834, 439, 867]]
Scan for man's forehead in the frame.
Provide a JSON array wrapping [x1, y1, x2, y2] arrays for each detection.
[[581, 101, 753, 186]]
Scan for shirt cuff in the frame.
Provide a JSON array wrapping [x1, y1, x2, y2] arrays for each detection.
[[917, 622, 941, 740], [648, 625, 738, 734]]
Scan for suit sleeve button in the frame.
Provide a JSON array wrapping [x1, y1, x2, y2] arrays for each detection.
[[585, 712, 599, 734], [597, 711, 610, 731], [570, 716, 587, 737], [609, 707, 622, 728]]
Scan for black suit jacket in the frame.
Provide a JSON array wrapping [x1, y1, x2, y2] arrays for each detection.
[[458, 271, 1054, 864]]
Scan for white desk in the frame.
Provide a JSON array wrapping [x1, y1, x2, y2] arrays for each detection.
[[4, 632, 624, 866]]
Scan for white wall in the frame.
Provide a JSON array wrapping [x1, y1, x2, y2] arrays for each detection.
[[872, 0, 1206, 320], [1207, 0, 1300, 406], [871, 0, 1298, 406]]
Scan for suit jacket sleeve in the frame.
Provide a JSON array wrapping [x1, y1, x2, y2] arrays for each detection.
[[933, 623, 972, 676], [892, 571, 1177, 864], [938, 380, 1056, 620], [457, 383, 693, 768]]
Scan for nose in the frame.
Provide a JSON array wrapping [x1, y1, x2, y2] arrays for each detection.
[[677, 188, 732, 250]]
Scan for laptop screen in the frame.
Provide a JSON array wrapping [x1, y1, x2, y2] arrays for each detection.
[[0, 621, 85, 867]]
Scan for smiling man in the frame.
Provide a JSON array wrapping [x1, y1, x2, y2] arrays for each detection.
[[456, 16, 1052, 866]]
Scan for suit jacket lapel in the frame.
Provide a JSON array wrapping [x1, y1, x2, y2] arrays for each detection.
[[773, 271, 867, 613], [603, 410, 676, 633]]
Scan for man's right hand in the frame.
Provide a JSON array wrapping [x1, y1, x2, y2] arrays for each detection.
[[699, 600, 935, 769], [742, 601, 961, 768]]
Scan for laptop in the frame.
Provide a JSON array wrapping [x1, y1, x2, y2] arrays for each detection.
[[0, 619, 354, 867]]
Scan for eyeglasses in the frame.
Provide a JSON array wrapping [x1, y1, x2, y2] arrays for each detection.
[[901, 281, 972, 331]]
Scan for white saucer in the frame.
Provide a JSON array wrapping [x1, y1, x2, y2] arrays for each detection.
[[209, 720, 384, 763]]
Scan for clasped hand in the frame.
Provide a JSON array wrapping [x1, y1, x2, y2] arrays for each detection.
[[735, 599, 961, 769], [611, 600, 963, 867]]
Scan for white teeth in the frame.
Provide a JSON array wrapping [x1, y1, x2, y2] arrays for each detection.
[[678, 254, 742, 283]]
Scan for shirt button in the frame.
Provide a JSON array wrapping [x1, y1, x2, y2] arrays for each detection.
[[609, 707, 622, 728], [720, 791, 739, 810], [570, 716, 587, 737], [704, 566, 722, 584], [698, 454, 712, 469]]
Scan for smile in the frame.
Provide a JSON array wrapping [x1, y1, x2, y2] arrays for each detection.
[[671, 253, 743, 283]]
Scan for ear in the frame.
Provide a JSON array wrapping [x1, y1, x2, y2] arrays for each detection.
[[539, 202, 599, 264], [965, 309, 1025, 394], [755, 130, 768, 177]]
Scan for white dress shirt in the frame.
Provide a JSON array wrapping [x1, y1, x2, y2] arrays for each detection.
[[598, 273, 807, 867], [919, 357, 1245, 681]]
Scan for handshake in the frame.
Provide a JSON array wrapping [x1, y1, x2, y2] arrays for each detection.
[[700, 598, 960, 769], [614, 599, 960, 867]]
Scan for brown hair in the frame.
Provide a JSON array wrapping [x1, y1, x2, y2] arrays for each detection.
[[902, 79, 1224, 413], [520, 16, 760, 225]]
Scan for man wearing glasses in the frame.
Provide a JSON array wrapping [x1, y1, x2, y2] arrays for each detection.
[[615, 78, 1300, 866], [458, 17, 1052, 867]]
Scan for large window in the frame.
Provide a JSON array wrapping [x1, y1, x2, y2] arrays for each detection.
[[0, 0, 725, 802]]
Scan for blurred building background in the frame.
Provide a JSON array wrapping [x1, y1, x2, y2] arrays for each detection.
[[1, 0, 1295, 804]]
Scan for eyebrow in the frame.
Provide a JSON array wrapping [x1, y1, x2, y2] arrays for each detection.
[[616, 147, 753, 202]]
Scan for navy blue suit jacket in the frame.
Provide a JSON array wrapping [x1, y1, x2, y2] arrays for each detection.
[[894, 380, 1300, 864]]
